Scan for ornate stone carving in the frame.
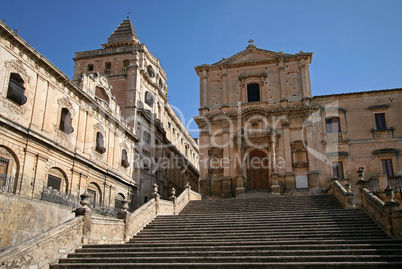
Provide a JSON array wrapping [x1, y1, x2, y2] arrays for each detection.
[[57, 97, 75, 115], [2, 98, 26, 115], [4, 60, 30, 83]]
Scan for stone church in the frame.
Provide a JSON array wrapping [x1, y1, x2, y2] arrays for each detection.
[[194, 41, 402, 198]]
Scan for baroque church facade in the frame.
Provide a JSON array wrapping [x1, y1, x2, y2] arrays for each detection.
[[0, 18, 199, 214], [194, 41, 402, 198]]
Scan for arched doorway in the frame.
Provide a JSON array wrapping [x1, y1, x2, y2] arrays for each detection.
[[246, 150, 270, 190]]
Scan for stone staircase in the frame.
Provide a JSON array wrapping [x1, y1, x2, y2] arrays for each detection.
[[51, 194, 402, 268]]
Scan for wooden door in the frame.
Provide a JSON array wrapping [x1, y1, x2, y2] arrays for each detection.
[[246, 150, 270, 190]]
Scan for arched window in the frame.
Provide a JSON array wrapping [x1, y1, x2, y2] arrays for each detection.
[[95, 132, 106, 154], [115, 193, 125, 210], [143, 131, 151, 144], [87, 182, 102, 206], [46, 167, 68, 192], [122, 59, 129, 74], [7, 73, 27, 106], [104, 62, 111, 75], [59, 108, 74, 134], [247, 83, 260, 102], [145, 91, 154, 107], [87, 64, 94, 72], [147, 65, 155, 78], [121, 149, 130, 168]]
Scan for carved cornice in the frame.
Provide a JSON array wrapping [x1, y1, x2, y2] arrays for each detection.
[[238, 72, 268, 81], [57, 97, 75, 115]]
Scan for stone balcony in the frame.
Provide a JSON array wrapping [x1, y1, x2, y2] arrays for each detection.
[[371, 127, 394, 139], [322, 132, 347, 143]]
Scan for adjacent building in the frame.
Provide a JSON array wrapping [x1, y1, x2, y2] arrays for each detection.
[[0, 18, 199, 213], [72, 19, 199, 202], [194, 41, 401, 198]]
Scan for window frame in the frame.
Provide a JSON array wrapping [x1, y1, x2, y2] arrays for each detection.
[[247, 83, 261, 103], [7, 73, 27, 106], [375, 113, 387, 130], [326, 117, 341, 133], [332, 161, 345, 179]]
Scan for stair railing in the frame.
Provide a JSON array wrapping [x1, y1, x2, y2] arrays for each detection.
[[356, 167, 402, 238], [330, 177, 355, 209], [123, 182, 201, 240]]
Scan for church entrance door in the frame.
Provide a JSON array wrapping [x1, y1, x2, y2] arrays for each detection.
[[246, 150, 270, 190]]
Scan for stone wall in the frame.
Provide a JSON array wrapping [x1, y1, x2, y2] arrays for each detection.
[[0, 192, 75, 248]]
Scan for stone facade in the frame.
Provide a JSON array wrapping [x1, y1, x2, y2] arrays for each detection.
[[194, 41, 402, 198], [0, 19, 142, 211], [0, 18, 200, 249], [73, 20, 199, 203]]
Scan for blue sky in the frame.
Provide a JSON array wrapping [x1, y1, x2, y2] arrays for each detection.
[[1, 0, 401, 138]]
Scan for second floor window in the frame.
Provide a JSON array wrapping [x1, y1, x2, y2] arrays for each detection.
[[7, 73, 27, 106], [375, 113, 386, 130], [143, 131, 151, 144], [326, 117, 341, 133], [59, 108, 74, 134], [145, 91, 154, 107], [95, 132, 106, 154], [247, 83, 260, 102], [121, 149, 130, 168]]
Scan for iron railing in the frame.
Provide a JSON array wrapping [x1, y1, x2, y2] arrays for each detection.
[[367, 176, 380, 193], [0, 174, 14, 193]]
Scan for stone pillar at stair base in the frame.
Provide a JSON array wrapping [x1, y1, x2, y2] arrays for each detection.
[[271, 173, 282, 195], [308, 171, 321, 193], [222, 176, 232, 198], [235, 174, 245, 196], [285, 173, 296, 194]]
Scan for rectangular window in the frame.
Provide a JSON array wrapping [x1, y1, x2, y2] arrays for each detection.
[[247, 84, 260, 102], [326, 117, 341, 133], [332, 161, 344, 179], [87, 189, 97, 206], [143, 131, 151, 144], [375, 113, 386, 130], [0, 157, 9, 188], [47, 175, 61, 191], [381, 159, 394, 177]]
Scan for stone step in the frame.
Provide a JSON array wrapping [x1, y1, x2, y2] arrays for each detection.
[[68, 248, 402, 258], [138, 228, 384, 237], [145, 220, 378, 229], [50, 261, 402, 269], [124, 238, 398, 247], [76, 243, 402, 253], [50, 194, 401, 269], [164, 210, 367, 218], [129, 234, 389, 243], [56, 254, 402, 264]]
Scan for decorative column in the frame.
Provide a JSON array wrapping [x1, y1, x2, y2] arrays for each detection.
[[270, 130, 281, 195], [201, 70, 208, 107], [278, 55, 286, 100], [235, 128, 245, 196]]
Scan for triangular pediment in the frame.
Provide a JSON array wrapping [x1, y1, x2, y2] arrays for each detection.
[[212, 46, 290, 66]]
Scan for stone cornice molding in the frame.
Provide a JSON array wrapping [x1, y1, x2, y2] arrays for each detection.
[[238, 72, 268, 81]]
